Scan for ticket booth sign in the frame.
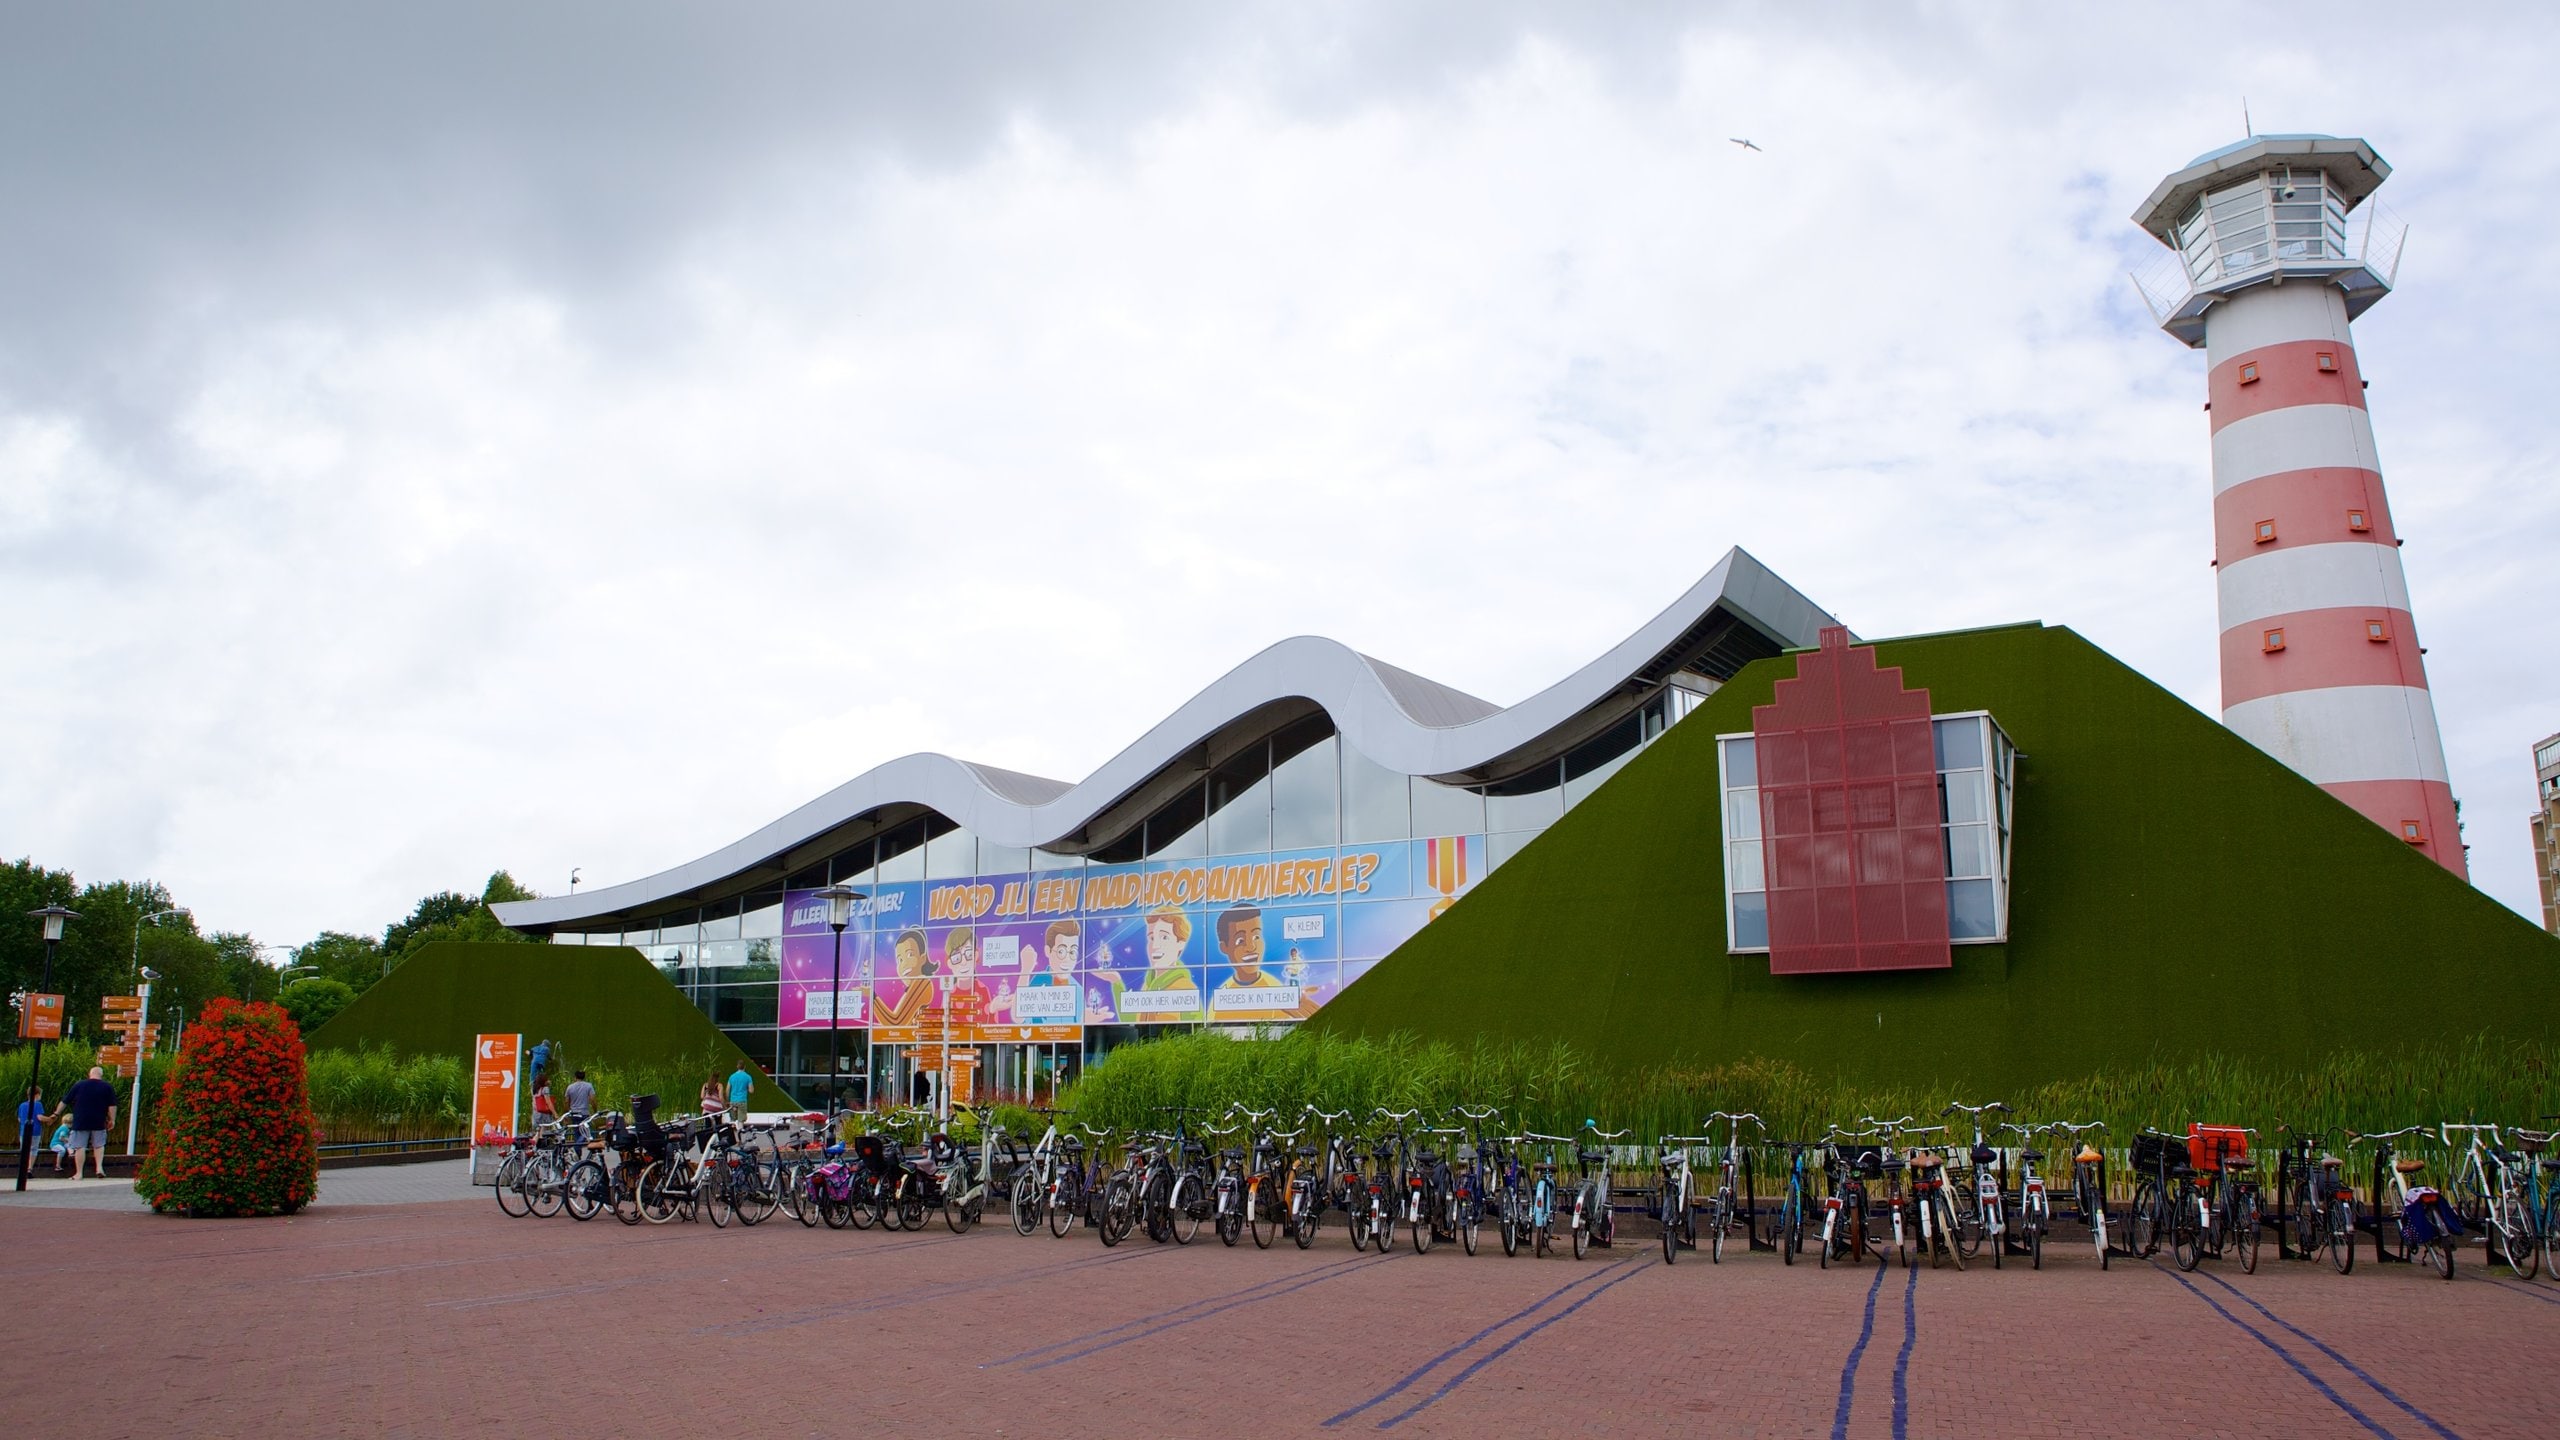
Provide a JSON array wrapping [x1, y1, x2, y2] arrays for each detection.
[[16, 992, 64, 1040]]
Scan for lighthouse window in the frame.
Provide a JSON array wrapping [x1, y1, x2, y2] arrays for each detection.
[[2347, 509, 2370, 532], [2400, 820, 2426, 844], [2238, 362, 2261, 384], [2263, 628, 2286, 652], [2254, 519, 2276, 544], [2366, 619, 2391, 643], [2316, 351, 2339, 372]]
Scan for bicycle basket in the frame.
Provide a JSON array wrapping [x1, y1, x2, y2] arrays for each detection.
[[1830, 1144, 1883, 1177], [2187, 1124, 2249, 1171], [2130, 1132, 2190, 1173]]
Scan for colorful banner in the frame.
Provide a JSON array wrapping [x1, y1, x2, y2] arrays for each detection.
[[780, 834, 1490, 1037]]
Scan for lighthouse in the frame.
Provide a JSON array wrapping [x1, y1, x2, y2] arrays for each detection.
[[2133, 134, 2463, 876]]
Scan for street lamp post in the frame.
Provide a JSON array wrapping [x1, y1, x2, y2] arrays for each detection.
[[813, 885, 863, 1118], [123, 907, 187, 1160], [16, 905, 79, 1191]]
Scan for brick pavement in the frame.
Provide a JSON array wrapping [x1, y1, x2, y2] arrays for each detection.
[[0, 1198, 2552, 1439]]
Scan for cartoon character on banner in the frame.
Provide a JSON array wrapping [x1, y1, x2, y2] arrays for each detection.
[[1208, 905, 1316, 1022], [874, 927, 937, 1027]]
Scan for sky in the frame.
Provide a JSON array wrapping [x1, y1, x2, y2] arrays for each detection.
[[5, 1, 2556, 946]]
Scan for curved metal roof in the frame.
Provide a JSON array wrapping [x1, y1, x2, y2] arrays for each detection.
[[494, 547, 1837, 930]]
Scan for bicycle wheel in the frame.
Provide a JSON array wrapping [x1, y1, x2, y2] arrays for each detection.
[[1167, 1172, 1204, 1245], [637, 1161, 682, 1224], [739, 1164, 779, 1227], [1953, 1184, 1984, 1261], [2027, 1218, 2041, 1269], [1249, 1182, 1278, 1250], [1710, 1192, 1728, 1265], [2497, 1194, 2538, 1280], [1780, 1192, 1797, 1267], [1411, 1187, 1435, 1255], [777, 1162, 809, 1226], [524, 1156, 565, 1218], [1937, 1192, 1966, 1271], [2129, 1180, 2158, 1258], [1050, 1169, 1084, 1239], [2235, 1192, 2260, 1274], [1009, 1171, 1040, 1236], [2326, 1194, 2356, 1274], [1500, 1190, 1520, 1257], [944, 1185, 977, 1234], [492, 1153, 530, 1217], [2171, 1193, 2202, 1271], [1216, 1181, 1244, 1248], [853, 1178, 885, 1230], [1459, 1189, 1478, 1256], [2422, 1233, 2454, 1280], [1533, 1180, 1553, 1258], [1571, 1185, 1593, 1260], [612, 1165, 644, 1226], [1348, 1185, 1371, 1252], [897, 1184, 928, 1232], [1294, 1181, 1319, 1251], [704, 1167, 733, 1228], [1100, 1175, 1134, 1246], [562, 1159, 606, 1221]]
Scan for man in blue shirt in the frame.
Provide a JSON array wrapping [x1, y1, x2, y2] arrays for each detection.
[[725, 1066, 753, 1126], [63, 1066, 119, 1179]]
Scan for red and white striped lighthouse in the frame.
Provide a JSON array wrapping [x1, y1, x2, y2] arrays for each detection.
[[2134, 135, 2463, 875]]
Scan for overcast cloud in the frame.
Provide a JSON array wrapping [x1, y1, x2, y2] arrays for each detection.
[[6, 1, 2556, 943]]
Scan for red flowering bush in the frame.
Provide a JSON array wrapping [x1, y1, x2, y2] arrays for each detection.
[[136, 998, 320, 1217]]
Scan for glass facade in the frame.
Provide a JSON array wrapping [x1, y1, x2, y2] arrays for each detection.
[[1718, 711, 2017, 954], [557, 687, 1707, 1107]]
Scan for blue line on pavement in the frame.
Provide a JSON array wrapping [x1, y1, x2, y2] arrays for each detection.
[[1375, 1259, 1650, 1428], [2484, 1275, 2560, 1309], [1323, 1257, 1637, 1427], [1028, 1250, 1390, 1371], [982, 1250, 1376, 1368], [2152, 1262, 2394, 1440], [1830, 1261, 1888, 1440], [1890, 1264, 1915, 1440], [2198, 1271, 2462, 1440]]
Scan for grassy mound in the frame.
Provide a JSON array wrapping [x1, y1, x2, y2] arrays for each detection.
[[1311, 623, 2560, 1093], [306, 941, 790, 1109]]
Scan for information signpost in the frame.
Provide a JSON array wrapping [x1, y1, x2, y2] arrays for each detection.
[[468, 1034, 521, 1186], [104, 988, 161, 1157]]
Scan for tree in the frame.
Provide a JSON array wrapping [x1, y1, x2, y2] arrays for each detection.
[[0, 857, 78, 1004], [209, 932, 284, 1004], [279, 978, 357, 1033], [294, 932, 386, 994], [378, 871, 543, 976], [135, 997, 318, 1217]]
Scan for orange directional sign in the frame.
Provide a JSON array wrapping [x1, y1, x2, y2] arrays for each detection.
[[471, 1034, 521, 1146], [102, 995, 144, 1011], [16, 993, 63, 1040]]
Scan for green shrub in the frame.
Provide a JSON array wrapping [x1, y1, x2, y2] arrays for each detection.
[[280, 978, 357, 1033]]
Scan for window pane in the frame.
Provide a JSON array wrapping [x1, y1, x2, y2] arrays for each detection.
[[1725, 789, 1761, 840], [740, 893, 784, 939], [1941, 773, 1986, 825], [1340, 740, 1410, 842], [1411, 778, 1485, 837], [1947, 879, 1997, 940], [1146, 784, 1206, 860], [1484, 764, 1562, 833], [1721, 736, 1758, 788], [1563, 746, 1634, 809], [1031, 847, 1084, 872], [924, 826, 976, 879], [1270, 732, 1340, 850], [1933, 717, 1983, 771], [876, 822, 926, 882], [1731, 892, 1769, 950], [1945, 824, 1991, 879], [1488, 829, 1539, 872], [1207, 744, 1272, 856], [1728, 839, 1765, 892], [978, 842, 1029, 875], [698, 901, 742, 941]]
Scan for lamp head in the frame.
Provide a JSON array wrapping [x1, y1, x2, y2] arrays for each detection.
[[814, 883, 865, 931], [28, 904, 79, 942]]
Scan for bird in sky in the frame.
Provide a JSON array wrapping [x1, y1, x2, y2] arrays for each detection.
[[1729, 138, 1762, 152]]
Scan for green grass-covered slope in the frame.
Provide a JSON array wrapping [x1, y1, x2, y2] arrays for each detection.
[[1312, 623, 2560, 1093], [307, 942, 791, 1108]]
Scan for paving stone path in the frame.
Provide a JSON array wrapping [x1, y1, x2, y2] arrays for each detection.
[[1, 1178, 2552, 1439]]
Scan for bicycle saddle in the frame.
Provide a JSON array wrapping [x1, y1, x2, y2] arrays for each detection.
[[1294, 1147, 1317, 1159], [1909, 1152, 1944, 1171], [2075, 1146, 2102, 1164], [2318, 1154, 2343, 1167], [2394, 1158, 2427, 1173], [2019, 1148, 2046, 1162], [1221, 1147, 1244, 1161], [1970, 1144, 1997, 1165]]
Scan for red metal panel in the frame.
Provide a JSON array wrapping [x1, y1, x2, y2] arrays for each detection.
[[1752, 627, 1953, 975]]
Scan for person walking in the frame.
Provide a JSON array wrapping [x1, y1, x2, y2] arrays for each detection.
[[563, 1070, 595, 1124], [15, 1086, 43, 1150], [725, 1064, 753, 1128], [62, 1066, 119, 1180], [698, 1073, 727, 1124]]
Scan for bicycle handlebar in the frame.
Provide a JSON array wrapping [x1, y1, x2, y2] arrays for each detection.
[[2349, 1125, 2432, 1143], [1455, 1105, 1501, 1121], [1307, 1106, 1350, 1122]]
